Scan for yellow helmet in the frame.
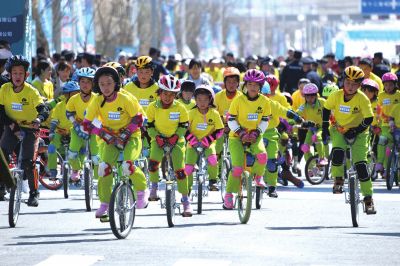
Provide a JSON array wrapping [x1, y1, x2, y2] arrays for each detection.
[[344, 66, 364, 82], [135, 56, 153, 69], [104, 61, 126, 77]]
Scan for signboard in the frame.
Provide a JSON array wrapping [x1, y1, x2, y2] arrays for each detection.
[[361, 0, 400, 14], [0, 0, 32, 58]]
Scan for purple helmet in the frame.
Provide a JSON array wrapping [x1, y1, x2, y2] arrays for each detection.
[[244, 69, 265, 87], [361, 78, 379, 91], [302, 83, 319, 95], [382, 72, 398, 82]]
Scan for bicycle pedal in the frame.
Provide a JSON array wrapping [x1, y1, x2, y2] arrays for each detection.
[[99, 216, 109, 223]]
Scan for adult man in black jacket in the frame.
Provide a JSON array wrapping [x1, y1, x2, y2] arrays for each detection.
[[280, 50, 303, 94]]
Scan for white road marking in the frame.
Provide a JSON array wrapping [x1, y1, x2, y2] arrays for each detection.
[[174, 258, 231, 266], [35, 255, 104, 266]]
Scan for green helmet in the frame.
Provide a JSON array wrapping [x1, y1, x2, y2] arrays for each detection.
[[322, 83, 339, 98]]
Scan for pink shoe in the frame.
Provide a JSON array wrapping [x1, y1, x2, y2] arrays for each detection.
[[181, 198, 193, 217], [136, 190, 149, 209], [95, 203, 109, 218], [375, 163, 384, 173], [254, 175, 266, 188], [223, 193, 234, 209], [318, 158, 328, 166], [71, 170, 80, 182]]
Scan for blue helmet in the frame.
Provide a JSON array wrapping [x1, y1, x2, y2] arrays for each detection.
[[62, 81, 80, 94], [261, 82, 271, 95], [212, 85, 222, 94], [76, 67, 96, 79]]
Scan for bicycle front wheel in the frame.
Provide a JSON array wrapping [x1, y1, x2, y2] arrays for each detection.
[[255, 186, 263, 210], [8, 172, 22, 228], [305, 155, 327, 185], [84, 164, 93, 211], [109, 181, 136, 239], [349, 176, 360, 227], [220, 158, 230, 202], [63, 164, 69, 199], [165, 181, 176, 227], [237, 171, 252, 224], [197, 174, 203, 214], [386, 151, 397, 190]]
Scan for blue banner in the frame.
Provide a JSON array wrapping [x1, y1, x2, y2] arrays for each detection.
[[61, 0, 73, 51], [361, 0, 400, 14], [198, 13, 213, 60], [160, 2, 177, 56], [347, 30, 400, 40], [38, 0, 53, 53], [323, 27, 333, 54], [226, 24, 239, 57], [0, 0, 32, 58]]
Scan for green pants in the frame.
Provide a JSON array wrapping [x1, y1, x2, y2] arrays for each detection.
[[98, 136, 146, 203], [303, 130, 326, 161], [149, 139, 189, 195], [185, 142, 218, 189], [226, 136, 267, 193], [69, 129, 99, 171], [263, 128, 279, 187], [48, 133, 67, 171], [331, 128, 373, 196], [377, 126, 392, 166]]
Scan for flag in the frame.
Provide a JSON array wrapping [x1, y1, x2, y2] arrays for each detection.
[[160, 2, 177, 56]]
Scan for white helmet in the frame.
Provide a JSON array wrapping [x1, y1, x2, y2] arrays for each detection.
[[158, 74, 181, 92]]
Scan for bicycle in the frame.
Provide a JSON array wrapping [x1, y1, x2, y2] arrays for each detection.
[[237, 143, 253, 224], [304, 126, 329, 185], [107, 152, 136, 239], [190, 146, 209, 214], [160, 143, 180, 227], [83, 138, 95, 211], [8, 135, 25, 228], [219, 134, 231, 202], [60, 136, 72, 199], [386, 129, 400, 190]]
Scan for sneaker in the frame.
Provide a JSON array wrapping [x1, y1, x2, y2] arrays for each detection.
[[268, 186, 278, 198], [181, 198, 193, 217], [318, 157, 328, 166], [332, 177, 344, 194], [223, 193, 234, 210], [363, 196, 377, 215], [254, 176, 267, 188], [148, 184, 160, 201], [22, 179, 29, 193], [136, 190, 149, 209], [95, 203, 109, 218], [208, 179, 219, 191], [27, 190, 39, 207], [375, 163, 383, 173], [71, 170, 80, 182]]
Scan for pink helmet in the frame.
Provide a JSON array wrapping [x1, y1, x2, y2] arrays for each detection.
[[266, 74, 279, 92], [302, 83, 319, 95], [158, 74, 181, 92], [361, 78, 379, 91], [382, 72, 398, 82], [244, 69, 265, 87]]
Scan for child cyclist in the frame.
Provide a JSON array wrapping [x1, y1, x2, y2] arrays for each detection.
[[322, 66, 376, 214], [223, 69, 271, 209], [185, 84, 224, 191], [47, 81, 79, 179], [83, 66, 148, 218], [375, 72, 400, 175], [297, 83, 328, 166], [146, 74, 193, 217], [66, 67, 100, 182], [0, 55, 50, 206], [177, 80, 196, 111]]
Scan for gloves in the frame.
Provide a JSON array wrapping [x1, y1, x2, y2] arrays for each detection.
[[224, 125, 230, 134], [155, 135, 166, 148], [73, 122, 89, 140], [201, 135, 215, 148], [237, 129, 249, 143], [344, 128, 357, 140], [98, 128, 116, 144], [114, 129, 132, 150], [167, 134, 179, 146], [302, 120, 316, 128], [322, 127, 330, 143], [247, 129, 260, 143], [114, 137, 126, 150], [186, 133, 199, 147]]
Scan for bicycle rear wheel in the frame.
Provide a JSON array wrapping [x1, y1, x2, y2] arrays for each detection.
[[255, 186, 263, 210], [165, 181, 176, 227], [109, 181, 136, 239], [84, 164, 93, 211], [197, 173, 203, 214], [38, 153, 64, 190], [386, 151, 397, 190], [305, 155, 327, 185], [349, 176, 360, 227], [8, 172, 22, 228], [237, 171, 252, 224], [63, 164, 69, 199]]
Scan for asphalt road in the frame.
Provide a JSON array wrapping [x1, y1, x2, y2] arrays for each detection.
[[1, 177, 399, 266]]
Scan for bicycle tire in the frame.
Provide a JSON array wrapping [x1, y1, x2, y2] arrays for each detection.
[[165, 181, 176, 227], [84, 165, 93, 211], [8, 173, 22, 228], [305, 155, 327, 185], [255, 186, 263, 210], [349, 176, 359, 227], [109, 181, 136, 239], [386, 151, 397, 190], [220, 158, 230, 202], [197, 173, 203, 214], [237, 171, 252, 224], [63, 164, 69, 199]]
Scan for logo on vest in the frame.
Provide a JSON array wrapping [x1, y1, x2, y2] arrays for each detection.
[[383, 99, 391, 106], [108, 111, 121, 120], [247, 113, 258, 121], [169, 112, 180, 121], [11, 103, 23, 111], [196, 123, 208, 131], [139, 99, 150, 106], [339, 105, 351, 114]]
